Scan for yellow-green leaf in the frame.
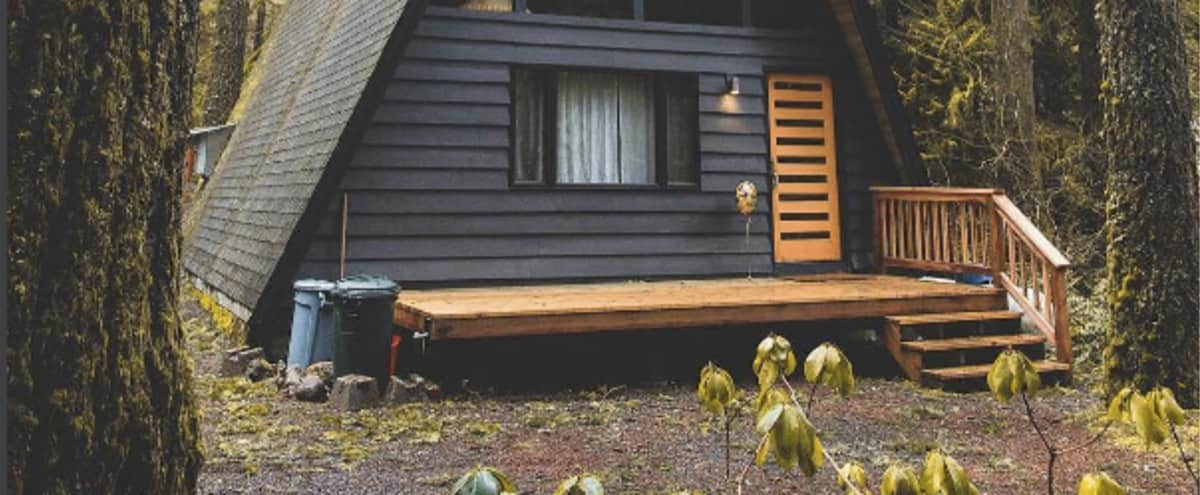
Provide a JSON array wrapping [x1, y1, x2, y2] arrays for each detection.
[[1155, 387, 1186, 426], [1130, 391, 1168, 446], [1077, 471, 1125, 495], [920, 450, 978, 495], [837, 462, 868, 494], [451, 467, 517, 495], [804, 344, 828, 383], [697, 362, 735, 415], [553, 474, 604, 495], [754, 437, 772, 467], [880, 465, 920, 495], [756, 404, 784, 434], [1105, 387, 1133, 423]]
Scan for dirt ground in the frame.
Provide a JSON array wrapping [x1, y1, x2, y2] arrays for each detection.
[[185, 295, 1197, 494]]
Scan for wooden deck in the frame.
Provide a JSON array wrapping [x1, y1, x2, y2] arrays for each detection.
[[393, 274, 1007, 340]]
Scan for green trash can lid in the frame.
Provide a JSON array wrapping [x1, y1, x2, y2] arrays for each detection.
[[294, 279, 337, 292], [334, 275, 399, 300]]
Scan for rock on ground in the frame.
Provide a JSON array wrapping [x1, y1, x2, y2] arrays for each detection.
[[330, 374, 378, 411], [221, 346, 264, 377]]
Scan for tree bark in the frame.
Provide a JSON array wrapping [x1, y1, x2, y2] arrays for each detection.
[[7, 1, 204, 493], [203, 0, 249, 125], [1098, 0, 1199, 406], [1075, 0, 1101, 129], [991, 0, 1037, 175]]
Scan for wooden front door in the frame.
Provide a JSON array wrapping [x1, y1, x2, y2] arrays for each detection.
[[766, 74, 841, 262]]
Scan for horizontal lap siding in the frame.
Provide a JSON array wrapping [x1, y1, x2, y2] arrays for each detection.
[[297, 7, 887, 284]]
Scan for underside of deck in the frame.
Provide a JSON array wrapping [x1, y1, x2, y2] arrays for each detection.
[[393, 274, 1007, 341]]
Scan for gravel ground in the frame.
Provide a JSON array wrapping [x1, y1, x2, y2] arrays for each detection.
[[184, 296, 1197, 494]]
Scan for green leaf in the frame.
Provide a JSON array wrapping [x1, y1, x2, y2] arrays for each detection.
[[553, 474, 604, 495], [1104, 387, 1133, 423], [804, 344, 829, 383], [804, 343, 856, 396], [1077, 471, 1125, 495], [1130, 391, 1168, 446], [697, 362, 735, 415], [451, 467, 517, 495], [756, 334, 797, 385], [1155, 387, 1187, 426], [837, 462, 868, 494], [754, 436, 772, 467], [1014, 350, 1041, 396], [771, 405, 804, 471], [880, 465, 920, 495], [920, 450, 978, 495], [943, 454, 979, 495], [919, 450, 947, 494], [756, 404, 785, 434]]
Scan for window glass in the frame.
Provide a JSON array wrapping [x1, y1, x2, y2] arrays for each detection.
[[430, 0, 513, 11], [556, 72, 655, 185], [661, 74, 698, 185], [527, 0, 633, 19], [645, 0, 742, 26], [512, 69, 545, 183], [513, 68, 697, 187], [750, 0, 809, 29]]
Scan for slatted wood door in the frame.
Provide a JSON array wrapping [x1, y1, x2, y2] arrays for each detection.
[[767, 74, 841, 262]]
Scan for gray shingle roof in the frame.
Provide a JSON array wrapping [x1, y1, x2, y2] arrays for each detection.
[[184, 0, 412, 315]]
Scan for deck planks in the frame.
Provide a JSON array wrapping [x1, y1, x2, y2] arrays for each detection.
[[394, 275, 1007, 340]]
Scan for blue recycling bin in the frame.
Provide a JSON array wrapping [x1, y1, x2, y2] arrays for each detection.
[[287, 279, 337, 368]]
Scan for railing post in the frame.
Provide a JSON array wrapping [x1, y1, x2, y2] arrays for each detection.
[[1051, 268, 1072, 374], [873, 195, 886, 273], [989, 196, 1005, 279]]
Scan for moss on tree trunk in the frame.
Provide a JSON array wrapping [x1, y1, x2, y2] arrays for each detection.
[[203, 0, 249, 125], [7, 1, 203, 493], [1098, 0, 1199, 406]]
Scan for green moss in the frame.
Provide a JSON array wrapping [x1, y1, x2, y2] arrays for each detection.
[[8, 1, 204, 492]]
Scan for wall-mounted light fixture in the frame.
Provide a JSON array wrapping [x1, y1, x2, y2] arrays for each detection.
[[725, 74, 741, 95]]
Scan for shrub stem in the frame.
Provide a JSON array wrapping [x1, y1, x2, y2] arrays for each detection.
[[1020, 391, 1057, 495], [1168, 421, 1199, 493]]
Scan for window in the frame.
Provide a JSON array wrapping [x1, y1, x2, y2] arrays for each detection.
[[430, 0, 513, 11], [513, 68, 697, 187], [526, 0, 632, 18], [748, 0, 810, 29], [645, 0, 743, 26]]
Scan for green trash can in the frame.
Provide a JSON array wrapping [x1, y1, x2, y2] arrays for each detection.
[[331, 275, 400, 384]]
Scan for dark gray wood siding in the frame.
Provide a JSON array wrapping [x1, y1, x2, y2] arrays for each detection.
[[297, 6, 896, 285]]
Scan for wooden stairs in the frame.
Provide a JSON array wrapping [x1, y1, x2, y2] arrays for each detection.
[[881, 310, 1071, 390]]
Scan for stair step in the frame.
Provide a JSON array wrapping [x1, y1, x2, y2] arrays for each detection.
[[921, 360, 1070, 381], [886, 310, 1022, 327], [901, 334, 1045, 353]]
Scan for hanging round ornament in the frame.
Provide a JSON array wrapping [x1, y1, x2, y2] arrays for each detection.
[[735, 180, 758, 217]]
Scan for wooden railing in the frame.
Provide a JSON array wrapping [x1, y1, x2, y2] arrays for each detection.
[[872, 187, 1072, 367]]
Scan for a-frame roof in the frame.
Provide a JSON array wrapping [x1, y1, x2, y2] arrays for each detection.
[[183, 0, 423, 318], [182, 0, 920, 322]]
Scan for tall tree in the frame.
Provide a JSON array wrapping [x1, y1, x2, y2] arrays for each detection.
[[1075, 0, 1101, 128], [7, 1, 204, 493], [990, 0, 1037, 184], [203, 0, 249, 125], [1098, 0, 1199, 406]]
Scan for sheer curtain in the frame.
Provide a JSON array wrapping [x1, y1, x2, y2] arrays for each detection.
[[557, 71, 654, 185]]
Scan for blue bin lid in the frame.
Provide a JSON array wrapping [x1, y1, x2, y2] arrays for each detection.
[[294, 279, 337, 292], [334, 275, 399, 300]]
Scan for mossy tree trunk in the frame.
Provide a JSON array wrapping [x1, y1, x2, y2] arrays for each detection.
[[203, 0, 249, 125], [8, 1, 203, 493], [1075, 0, 1101, 129], [1098, 0, 1199, 406]]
